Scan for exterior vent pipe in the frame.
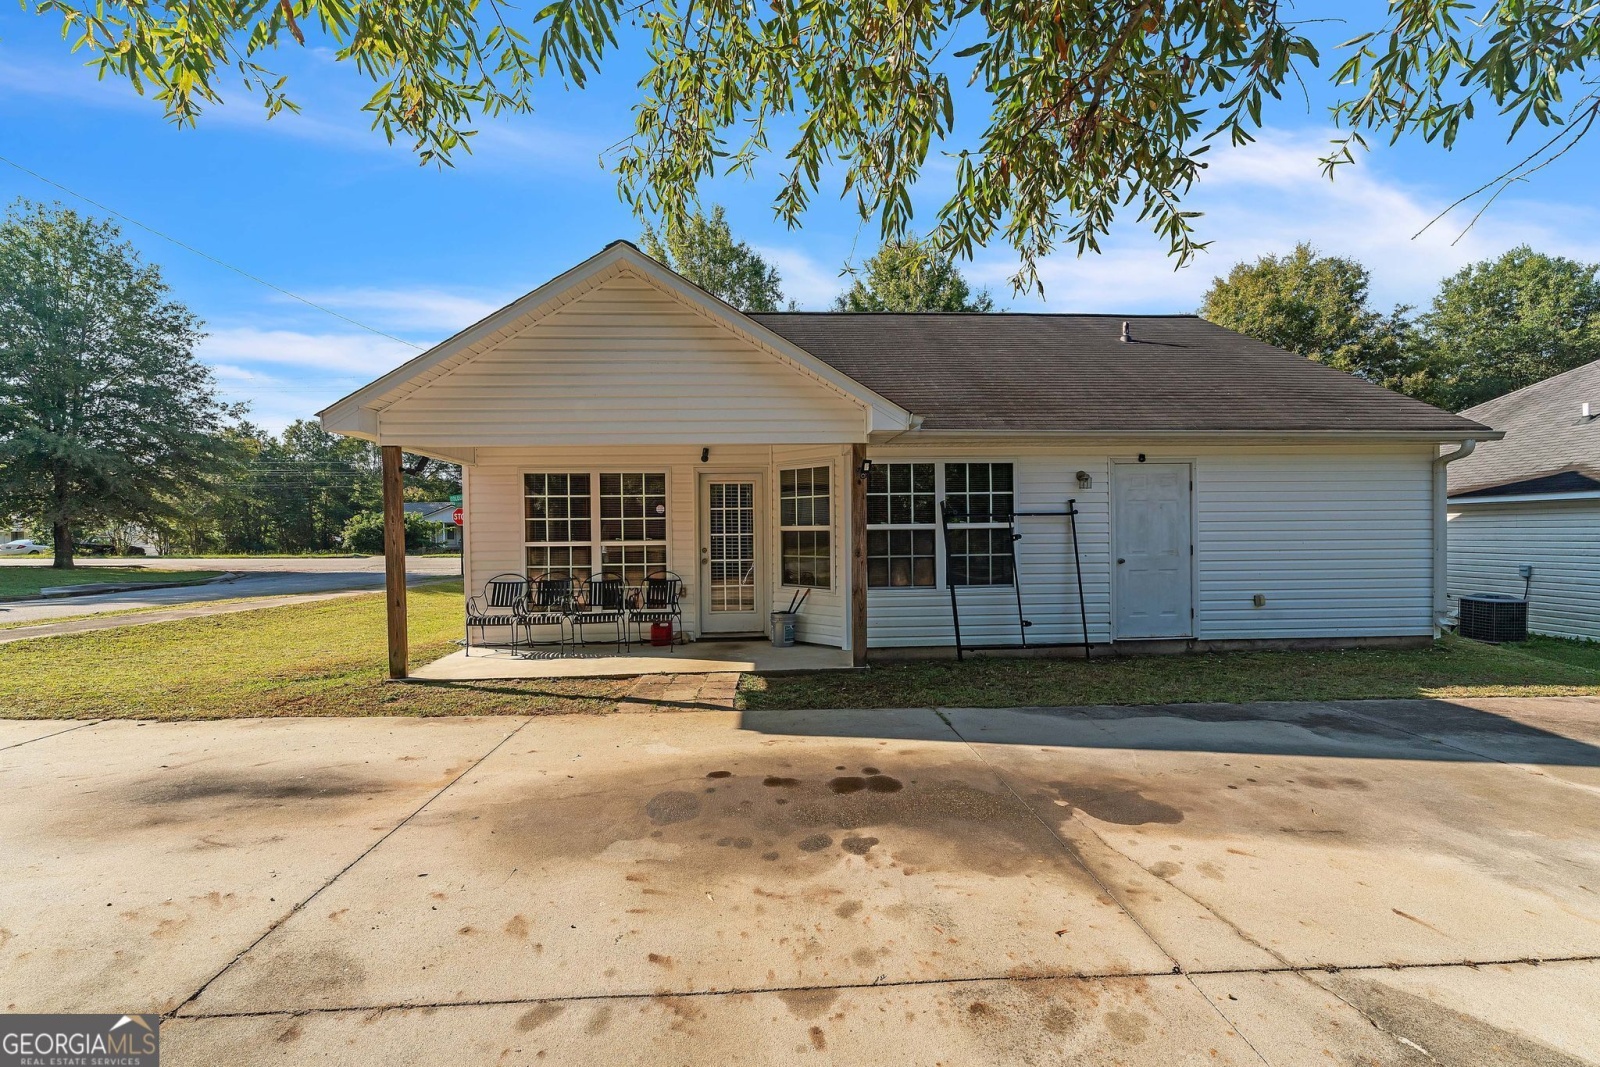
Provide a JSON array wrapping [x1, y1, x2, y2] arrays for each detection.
[[1120, 321, 1131, 343], [1433, 439, 1477, 633]]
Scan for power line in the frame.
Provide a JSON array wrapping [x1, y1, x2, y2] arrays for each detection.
[[0, 154, 425, 350]]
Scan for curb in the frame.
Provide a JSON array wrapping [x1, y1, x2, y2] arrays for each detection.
[[0, 571, 246, 604]]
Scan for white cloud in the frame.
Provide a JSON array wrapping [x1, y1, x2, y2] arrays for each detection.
[[198, 325, 419, 374], [755, 245, 844, 309], [287, 286, 510, 335], [961, 127, 1600, 313], [197, 327, 421, 431]]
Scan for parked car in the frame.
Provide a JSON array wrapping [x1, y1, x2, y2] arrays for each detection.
[[0, 539, 50, 556]]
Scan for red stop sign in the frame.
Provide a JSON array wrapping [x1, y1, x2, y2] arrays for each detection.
[[452, 507, 464, 526]]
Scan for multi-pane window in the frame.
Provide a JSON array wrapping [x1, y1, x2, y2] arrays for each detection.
[[599, 473, 668, 584], [944, 463, 1016, 586], [866, 462, 936, 588], [780, 466, 832, 588], [524, 472, 666, 584], [524, 473, 593, 576]]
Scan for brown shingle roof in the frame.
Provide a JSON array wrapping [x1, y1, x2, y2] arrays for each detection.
[[1448, 358, 1600, 496], [747, 313, 1490, 435]]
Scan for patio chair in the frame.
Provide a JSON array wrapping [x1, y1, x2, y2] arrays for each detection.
[[573, 573, 631, 653], [523, 572, 577, 655], [630, 571, 685, 652], [465, 572, 528, 656]]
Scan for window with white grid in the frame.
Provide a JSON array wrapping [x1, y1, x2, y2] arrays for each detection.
[[866, 462, 936, 588], [524, 472, 667, 584], [944, 462, 1015, 586], [780, 465, 832, 588]]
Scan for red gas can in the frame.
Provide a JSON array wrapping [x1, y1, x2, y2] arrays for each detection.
[[650, 622, 674, 647]]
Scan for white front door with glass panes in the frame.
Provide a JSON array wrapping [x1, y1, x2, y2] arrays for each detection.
[[524, 471, 668, 585], [865, 461, 1016, 590], [699, 474, 764, 634]]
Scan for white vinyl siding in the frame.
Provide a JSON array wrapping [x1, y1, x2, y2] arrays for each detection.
[[865, 441, 1436, 648], [1194, 447, 1435, 639], [378, 274, 866, 447], [1448, 500, 1600, 640]]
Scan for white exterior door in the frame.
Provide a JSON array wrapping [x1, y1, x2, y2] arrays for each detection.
[[1113, 462, 1193, 639], [699, 474, 765, 634]]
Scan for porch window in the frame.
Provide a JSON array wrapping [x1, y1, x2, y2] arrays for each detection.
[[866, 462, 936, 588], [779, 465, 832, 588], [524, 471, 667, 583], [598, 472, 668, 584], [524, 473, 593, 576], [944, 462, 1015, 586]]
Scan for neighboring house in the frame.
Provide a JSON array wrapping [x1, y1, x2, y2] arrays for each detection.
[[404, 502, 462, 548], [1447, 360, 1600, 640], [319, 242, 1493, 663]]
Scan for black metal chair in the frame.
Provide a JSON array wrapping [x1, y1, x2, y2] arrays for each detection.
[[630, 571, 685, 652], [573, 573, 630, 653], [465, 572, 528, 656], [522, 572, 577, 655]]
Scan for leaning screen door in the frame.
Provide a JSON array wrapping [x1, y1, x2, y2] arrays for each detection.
[[1112, 462, 1193, 639], [699, 475, 764, 634]]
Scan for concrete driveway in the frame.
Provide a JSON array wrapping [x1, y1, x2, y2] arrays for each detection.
[[4, 696, 1600, 1065]]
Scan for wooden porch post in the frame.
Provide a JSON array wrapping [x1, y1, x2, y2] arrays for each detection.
[[851, 443, 869, 667], [382, 445, 408, 679]]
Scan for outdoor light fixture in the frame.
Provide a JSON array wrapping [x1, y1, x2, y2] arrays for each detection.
[[857, 458, 874, 480], [701, 447, 710, 463], [1076, 470, 1092, 490]]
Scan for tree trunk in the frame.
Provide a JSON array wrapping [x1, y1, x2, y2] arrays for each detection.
[[52, 520, 74, 569]]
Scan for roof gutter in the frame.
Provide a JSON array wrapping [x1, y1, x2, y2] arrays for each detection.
[[1451, 489, 1600, 505], [1433, 439, 1477, 632], [881, 428, 1500, 443]]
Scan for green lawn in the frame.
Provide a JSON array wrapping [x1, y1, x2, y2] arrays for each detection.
[[1, 578, 1596, 721], [741, 634, 1600, 710], [0, 565, 223, 599], [0, 582, 628, 720]]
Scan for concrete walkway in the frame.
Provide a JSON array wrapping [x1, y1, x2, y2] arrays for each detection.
[[5, 696, 1600, 1064]]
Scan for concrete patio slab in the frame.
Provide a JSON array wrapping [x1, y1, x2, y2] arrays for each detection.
[[410, 640, 854, 680], [164, 973, 1260, 1066], [187, 708, 1173, 1015], [0, 716, 522, 1014]]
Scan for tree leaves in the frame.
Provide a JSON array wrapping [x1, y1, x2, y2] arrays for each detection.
[[25, 0, 1600, 290], [0, 200, 229, 563], [640, 204, 787, 310]]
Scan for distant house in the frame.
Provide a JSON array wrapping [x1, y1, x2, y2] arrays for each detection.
[[403, 502, 461, 548], [318, 241, 1493, 666], [1448, 359, 1600, 640]]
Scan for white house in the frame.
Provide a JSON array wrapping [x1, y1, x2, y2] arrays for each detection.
[[404, 501, 462, 548], [1448, 359, 1600, 640], [319, 242, 1495, 676]]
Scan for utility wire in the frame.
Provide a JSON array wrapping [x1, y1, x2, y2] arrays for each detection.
[[0, 153, 425, 350]]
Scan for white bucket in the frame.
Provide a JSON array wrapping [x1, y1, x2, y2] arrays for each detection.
[[770, 611, 798, 647]]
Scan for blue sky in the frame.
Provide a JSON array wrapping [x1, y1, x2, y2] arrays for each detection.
[[4, 5, 1599, 431]]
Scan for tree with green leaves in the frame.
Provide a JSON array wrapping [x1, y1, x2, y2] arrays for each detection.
[[1200, 243, 1419, 391], [1414, 247, 1600, 411], [26, 1, 1600, 288], [835, 237, 994, 313], [0, 201, 231, 568], [641, 206, 785, 311]]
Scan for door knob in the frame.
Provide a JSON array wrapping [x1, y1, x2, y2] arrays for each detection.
[[1117, 558, 1126, 564]]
